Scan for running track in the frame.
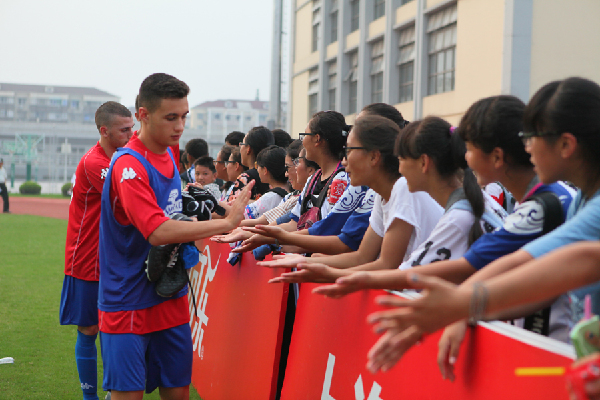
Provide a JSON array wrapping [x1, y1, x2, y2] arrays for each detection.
[[8, 197, 70, 220]]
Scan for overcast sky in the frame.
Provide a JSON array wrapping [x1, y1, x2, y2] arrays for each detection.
[[0, 0, 274, 108]]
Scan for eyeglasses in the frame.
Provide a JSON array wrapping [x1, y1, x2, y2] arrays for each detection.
[[292, 156, 306, 167], [299, 133, 317, 139], [239, 142, 249, 147], [343, 146, 368, 158], [224, 160, 237, 166], [213, 160, 226, 165], [518, 131, 560, 145]]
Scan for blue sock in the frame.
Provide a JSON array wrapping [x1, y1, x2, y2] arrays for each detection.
[[75, 330, 99, 400]]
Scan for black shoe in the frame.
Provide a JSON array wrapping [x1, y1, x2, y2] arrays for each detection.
[[155, 251, 189, 297]]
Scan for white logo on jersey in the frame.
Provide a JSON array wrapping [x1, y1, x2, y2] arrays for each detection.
[[120, 167, 137, 183], [503, 201, 544, 235], [100, 168, 108, 180], [164, 188, 182, 216]]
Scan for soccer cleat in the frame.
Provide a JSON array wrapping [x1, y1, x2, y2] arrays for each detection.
[[104, 391, 111, 400], [155, 249, 189, 297], [145, 213, 192, 282]]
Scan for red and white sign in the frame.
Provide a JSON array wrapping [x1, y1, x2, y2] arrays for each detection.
[[188, 240, 289, 400], [280, 284, 575, 400]]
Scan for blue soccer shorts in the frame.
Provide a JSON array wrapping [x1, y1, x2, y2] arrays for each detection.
[[59, 275, 99, 327], [100, 323, 193, 393]]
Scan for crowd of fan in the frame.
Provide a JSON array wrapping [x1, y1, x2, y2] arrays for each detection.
[[184, 76, 600, 399]]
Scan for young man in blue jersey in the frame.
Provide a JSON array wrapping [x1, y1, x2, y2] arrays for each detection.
[[98, 73, 252, 400]]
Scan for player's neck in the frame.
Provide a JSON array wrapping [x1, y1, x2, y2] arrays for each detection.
[[137, 127, 168, 154], [98, 138, 116, 159]]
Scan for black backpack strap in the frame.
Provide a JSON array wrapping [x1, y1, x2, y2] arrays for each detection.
[[526, 191, 563, 234], [522, 190, 563, 336], [268, 187, 289, 198]]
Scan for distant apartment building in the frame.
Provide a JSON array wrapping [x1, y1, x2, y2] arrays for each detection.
[[186, 99, 287, 158], [0, 83, 119, 183], [287, 0, 600, 133]]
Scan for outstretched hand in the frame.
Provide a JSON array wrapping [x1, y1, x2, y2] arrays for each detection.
[[366, 273, 469, 334], [268, 262, 348, 284], [231, 233, 272, 253], [366, 325, 424, 374], [312, 271, 374, 298], [258, 253, 306, 269], [211, 227, 250, 243], [226, 180, 254, 230], [243, 224, 288, 240]]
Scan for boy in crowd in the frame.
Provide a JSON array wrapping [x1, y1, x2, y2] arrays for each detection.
[[192, 156, 221, 200], [182, 138, 208, 185], [60, 101, 134, 400], [98, 73, 252, 400]]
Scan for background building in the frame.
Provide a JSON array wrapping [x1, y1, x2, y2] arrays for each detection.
[[0, 83, 119, 190], [186, 98, 287, 158], [287, 0, 600, 134]]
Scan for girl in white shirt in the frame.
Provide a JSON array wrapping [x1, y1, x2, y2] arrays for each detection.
[[259, 112, 443, 281]]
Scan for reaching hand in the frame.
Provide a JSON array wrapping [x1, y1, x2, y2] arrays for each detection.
[[243, 224, 288, 240], [312, 271, 373, 298], [366, 273, 469, 334], [225, 181, 254, 230], [211, 227, 250, 243], [268, 262, 348, 284], [258, 253, 306, 269], [366, 325, 424, 374], [231, 233, 272, 253], [437, 320, 468, 381]]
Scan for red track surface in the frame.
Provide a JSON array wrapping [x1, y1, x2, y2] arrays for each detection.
[[8, 197, 70, 220]]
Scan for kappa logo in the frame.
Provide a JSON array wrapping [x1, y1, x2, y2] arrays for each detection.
[[100, 168, 108, 180], [120, 167, 137, 183], [81, 383, 95, 390]]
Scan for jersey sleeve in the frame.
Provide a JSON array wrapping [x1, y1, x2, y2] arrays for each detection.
[[111, 155, 170, 239], [308, 185, 367, 236], [464, 200, 545, 270], [522, 193, 600, 258]]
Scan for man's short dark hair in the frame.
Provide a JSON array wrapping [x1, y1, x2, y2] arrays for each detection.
[[138, 73, 190, 113], [95, 101, 132, 131], [135, 95, 140, 112], [225, 131, 245, 146], [193, 156, 216, 173], [185, 138, 209, 161]]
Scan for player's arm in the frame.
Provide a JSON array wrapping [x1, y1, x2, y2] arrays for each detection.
[[148, 183, 253, 245], [83, 153, 109, 193]]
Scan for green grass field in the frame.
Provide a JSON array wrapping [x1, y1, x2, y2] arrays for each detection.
[[0, 214, 202, 399]]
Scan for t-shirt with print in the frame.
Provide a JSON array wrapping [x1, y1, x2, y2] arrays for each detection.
[[370, 177, 444, 262], [291, 169, 349, 221], [245, 189, 287, 219], [399, 189, 506, 270]]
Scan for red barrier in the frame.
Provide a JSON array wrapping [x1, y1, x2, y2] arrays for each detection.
[[188, 240, 289, 400], [281, 283, 575, 400]]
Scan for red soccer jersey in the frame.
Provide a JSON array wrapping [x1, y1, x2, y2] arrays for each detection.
[[101, 134, 188, 334], [64, 142, 110, 281]]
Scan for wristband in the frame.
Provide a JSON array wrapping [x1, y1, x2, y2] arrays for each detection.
[[468, 282, 488, 326]]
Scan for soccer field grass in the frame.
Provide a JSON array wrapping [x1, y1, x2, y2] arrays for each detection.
[[0, 214, 202, 399]]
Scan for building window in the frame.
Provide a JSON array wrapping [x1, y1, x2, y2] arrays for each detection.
[[345, 52, 359, 114], [70, 100, 79, 109], [328, 60, 337, 111], [400, 0, 414, 5], [371, 40, 384, 103], [350, 0, 360, 32], [0, 97, 14, 104], [398, 25, 415, 103], [330, 0, 338, 43], [427, 4, 457, 95], [308, 67, 319, 119], [374, 0, 385, 20], [312, 5, 321, 52]]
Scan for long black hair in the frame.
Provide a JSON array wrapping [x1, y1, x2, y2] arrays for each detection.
[[362, 103, 409, 129], [352, 115, 401, 178], [457, 95, 531, 169], [256, 145, 288, 184], [396, 116, 485, 246], [308, 111, 350, 160], [523, 77, 600, 192]]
